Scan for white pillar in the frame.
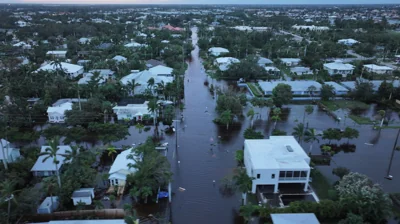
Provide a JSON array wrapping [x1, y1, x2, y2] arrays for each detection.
[[304, 170, 311, 192], [274, 183, 279, 193]]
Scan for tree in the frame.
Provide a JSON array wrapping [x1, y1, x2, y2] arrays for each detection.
[[292, 123, 305, 144], [235, 150, 244, 166], [87, 123, 130, 145], [250, 97, 273, 120], [39, 136, 63, 188], [304, 128, 319, 154], [126, 80, 141, 96], [216, 90, 244, 117], [342, 127, 359, 143], [353, 81, 374, 102], [147, 98, 159, 127], [377, 110, 386, 128], [243, 128, 264, 139], [336, 172, 393, 223], [247, 107, 255, 128], [147, 77, 155, 93], [322, 128, 342, 144], [271, 83, 292, 107], [162, 105, 175, 126], [106, 146, 117, 162], [307, 85, 317, 100], [0, 180, 18, 224], [271, 107, 281, 129], [219, 110, 233, 130], [233, 168, 254, 205], [320, 84, 335, 101], [303, 105, 314, 123], [377, 80, 393, 103], [332, 167, 350, 179], [338, 213, 364, 224]]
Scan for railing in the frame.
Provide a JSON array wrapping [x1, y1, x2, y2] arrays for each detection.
[[279, 177, 307, 181]]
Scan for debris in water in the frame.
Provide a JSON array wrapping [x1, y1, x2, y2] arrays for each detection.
[[179, 187, 186, 191]]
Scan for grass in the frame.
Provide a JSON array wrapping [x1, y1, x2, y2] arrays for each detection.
[[321, 100, 369, 112], [310, 169, 333, 200], [247, 83, 262, 97], [348, 114, 374, 125]]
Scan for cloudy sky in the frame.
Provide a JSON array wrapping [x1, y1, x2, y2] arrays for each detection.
[[1, 0, 398, 4]]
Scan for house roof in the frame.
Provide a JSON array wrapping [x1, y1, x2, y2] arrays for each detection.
[[258, 57, 273, 65], [31, 146, 72, 172], [364, 64, 394, 71], [46, 51, 67, 55], [245, 136, 310, 170], [271, 213, 320, 224], [146, 59, 165, 68], [38, 196, 59, 210], [280, 58, 301, 63], [323, 60, 354, 70], [208, 47, 229, 54], [108, 149, 137, 180], [112, 55, 127, 62], [290, 67, 312, 74], [46, 102, 73, 114], [215, 57, 240, 64], [258, 81, 322, 92], [324, 82, 349, 92], [36, 62, 83, 74], [120, 70, 173, 93], [72, 188, 94, 198], [113, 101, 151, 118], [148, 65, 173, 76], [124, 42, 147, 48], [117, 98, 146, 106], [78, 70, 113, 85], [338, 38, 359, 44], [264, 66, 280, 72]]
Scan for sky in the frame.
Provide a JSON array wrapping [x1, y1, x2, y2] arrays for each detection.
[[1, 0, 399, 4]]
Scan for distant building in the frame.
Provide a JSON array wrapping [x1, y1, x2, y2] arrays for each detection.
[[292, 25, 329, 31], [35, 62, 84, 78], [214, 57, 240, 71], [338, 38, 359, 46], [363, 64, 394, 75], [46, 98, 87, 123], [290, 67, 313, 75], [78, 69, 115, 85], [78, 37, 91, 44], [244, 136, 311, 193], [264, 66, 281, 76], [323, 60, 354, 77], [208, 47, 229, 56], [0, 139, 21, 165], [112, 55, 127, 63], [31, 145, 72, 177], [46, 51, 67, 58], [120, 69, 173, 95], [323, 81, 349, 95], [113, 100, 152, 121], [108, 149, 138, 194], [145, 59, 166, 68], [71, 188, 94, 206], [124, 41, 148, 48], [258, 81, 322, 96], [16, 20, 27, 27], [37, 196, 59, 214], [257, 57, 273, 66], [271, 213, 320, 224], [280, 58, 301, 67]]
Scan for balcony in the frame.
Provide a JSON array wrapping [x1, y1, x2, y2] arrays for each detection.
[[279, 177, 307, 181]]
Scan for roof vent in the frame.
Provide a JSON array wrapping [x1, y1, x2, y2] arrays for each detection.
[[286, 145, 294, 152]]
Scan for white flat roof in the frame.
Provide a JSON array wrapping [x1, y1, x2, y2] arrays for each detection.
[[46, 102, 73, 114], [364, 64, 394, 71], [148, 65, 173, 76], [271, 213, 320, 224], [208, 47, 229, 53], [36, 62, 83, 74], [258, 81, 322, 92], [245, 136, 310, 170], [323, 61, 354, 70]]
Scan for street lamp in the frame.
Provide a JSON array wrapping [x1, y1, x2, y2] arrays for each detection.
[[385, 128, 400, 180]]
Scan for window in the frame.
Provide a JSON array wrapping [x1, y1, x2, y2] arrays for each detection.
[[50, 116, 54, 119], [55, 116, 58, 120], [301, 171, 307, 177], [286, 171, 293, 178], [115, 179, 119, 185], [279, 171, 285, 178], [294, 171, 300, 178], [271, 174, 275, 179], [257, 174, 260, 179]]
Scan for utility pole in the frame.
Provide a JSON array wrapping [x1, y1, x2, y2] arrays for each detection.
[[385, 128, 400, 180], [77, 85, 82, 111]]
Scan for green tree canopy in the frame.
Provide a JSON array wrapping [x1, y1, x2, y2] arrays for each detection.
[[271, 83, 292, 107]]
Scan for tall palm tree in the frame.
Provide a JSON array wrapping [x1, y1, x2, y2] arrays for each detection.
[[292, 123, 306, 144], [220, 110, 233, 130], [246, 108, 255, 128], [127, 80, 141, 96], [39, 136, 63, 188], [62, 145, 81, 165], [106, 146, 117, 162], [304, 128, 319, 154], [271, 107, 281, 129], [233, 168, 254, 205], [147, 77, 155, 94], [50, 60, 63, 77], [42, 177, 58, 211], [0, 180, 19, 224], [156, 81, 166, 96]]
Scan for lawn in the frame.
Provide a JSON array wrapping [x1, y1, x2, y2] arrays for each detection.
[[247, 83, 263, 97], [310, 169, 333, 200], [348, 114, 374, 125], [321, 100, 370, 112]]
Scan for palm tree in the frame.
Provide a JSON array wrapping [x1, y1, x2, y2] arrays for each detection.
[[233, 168, 254, 205], [0, 180, 19, 224], [303, 105, 314, 124], [147, 98, 159, 127], [62, 145, 80, 165], [271, 108, 281, 129], [42, 177, 58, 211], [147, 77, 155, 94], [50, 60, 63, 77], [127, 80, 140, 96], [156, 81, 166, 96], [247, 108, 255, 128], [292, 123, 306, 144], [219, 110, 233, 130], [39, 136, 63, 188], [304, 128, 319, 154], [94, 200, 104, 210], [106, 146, 117, 162]]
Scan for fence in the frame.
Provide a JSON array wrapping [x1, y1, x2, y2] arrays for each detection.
[[24, 209, 125, 222]]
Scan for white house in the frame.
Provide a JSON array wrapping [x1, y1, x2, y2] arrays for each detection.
[[16, 20, 27, 27], [214, 57, 240, 71], [292, 25, 329, 31], [280, 58, 301, 67], [338, 38, 359, 46], [208, 47, 230, 56], [290, 67, 313, 75], [36, 62, 84, 78], [124, 42, 148, 48], [13, 41, 31, 49], [46, 51, 67, 58], [0, 139, 20, 165], [258, 81, 322, 96], [37, 196, 59, 214], [244, 136, 311, 193], [120, 70, 173, 95], [323, 60, 354, 77], [31, 145, 72, 177], [258, 57, 273, 66], [109, 149, 137, 187], [71, 188, 94, 206], [78, 69, 115, 85], [78, 37, 91, 44], [113, 101, 152, 121], [264, 66, 281, 76], [47, 102, 72, 123], [112, 55, 127, 63], [148, 65, 173, 76], [363, 64, 394, 75]]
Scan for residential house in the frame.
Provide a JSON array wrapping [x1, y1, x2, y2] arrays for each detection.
[[244, 136, 311, 193], [280, 58, 301, 67], [338, 38, 359, 46], [324, 81, 349, 95], [71, 188, 94, 206], [264, 66, 281, 76], [0, 139, 20, 165], [112, 55, 127, 63], [148, 65, 173, 76], [290, 67, 313, 75], [363, 64, 394, 75], [78, 37, 91, 44], [31, 145, 72, 177], [108, 149, 137, 188], [13, 41, 31, 49], [36, 62, 84, 78], [46, 51, 67, 59], [46, 102, 72, 123], [214, 57, 240, 71], [124, 41, 148, 48], [112, 100, 152, 121], [37, 197, 59, 214], [96, 43, 113, 50], [323, 60, 354, 77], [161, 40, 170, 44], [120, 70, 173, 95], [16, 20, 27, 27], [146, 59, 166, 68], [257, 57, 273, 66], [78, 69, 115, 85], [163, 24, 184, 31], [292, 25, 329, 31], [258, 81, 322, 96], [271, 213, 320, 224], [208, 47, 230, 56]]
